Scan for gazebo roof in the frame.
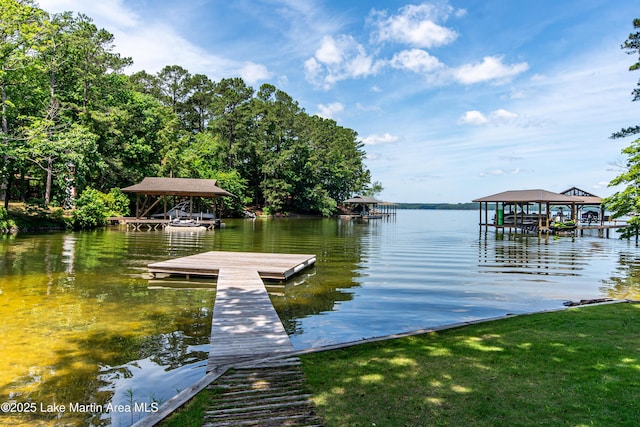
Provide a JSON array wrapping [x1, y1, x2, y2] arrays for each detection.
[[561, 187, 602, 205], [343, 195, 383, 204], [121, 177, 235, 198], [472, 189, 583, 204]]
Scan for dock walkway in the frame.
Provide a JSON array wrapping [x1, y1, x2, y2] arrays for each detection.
[[207, 267, 296, 371], [136, 251, 320, 426]]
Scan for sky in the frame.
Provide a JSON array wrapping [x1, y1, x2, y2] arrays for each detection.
[[38, 0, 640, 203]]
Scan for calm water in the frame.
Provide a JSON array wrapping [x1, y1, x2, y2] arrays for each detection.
[[1, 209, 640, 426]]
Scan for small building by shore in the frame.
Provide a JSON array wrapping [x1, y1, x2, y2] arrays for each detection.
[[341, 195, 397, 219], [116, 177, 235, 230]]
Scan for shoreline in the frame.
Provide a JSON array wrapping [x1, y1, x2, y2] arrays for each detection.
[[135, 298, 634, 426]]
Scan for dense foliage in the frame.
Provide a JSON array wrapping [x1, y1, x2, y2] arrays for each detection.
[[605, 18, 640, 238], [72, 188, 129, 229], [0, 0, 373, 217], [0, 206, 16, 232]]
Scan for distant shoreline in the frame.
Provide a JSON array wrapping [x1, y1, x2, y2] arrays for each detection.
[[395, 202, 479, 210]]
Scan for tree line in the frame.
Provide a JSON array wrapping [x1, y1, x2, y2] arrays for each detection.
[[0, 0, 375, 217], [604, 19, 640, 239]]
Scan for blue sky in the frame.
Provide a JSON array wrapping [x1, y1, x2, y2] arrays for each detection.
[[39, 0, 640, 203]]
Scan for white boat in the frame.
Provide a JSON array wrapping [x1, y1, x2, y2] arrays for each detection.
[[164, 218, 207, 232], [151, 201, 217, 220]]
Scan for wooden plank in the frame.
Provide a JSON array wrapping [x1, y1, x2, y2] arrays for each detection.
[[207, 268, 295, 372], [148, 251, 316, 280]]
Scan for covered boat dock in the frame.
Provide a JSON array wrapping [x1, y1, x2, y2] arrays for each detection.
[[342, 195, 397, 219], [117, 177, 235, 230], [473, 188, 623, 235]]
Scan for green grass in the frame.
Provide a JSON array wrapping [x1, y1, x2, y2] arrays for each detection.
[[300, 303, 640, 426], [158, 388, 219, 427], [5, 202, 68, 231]]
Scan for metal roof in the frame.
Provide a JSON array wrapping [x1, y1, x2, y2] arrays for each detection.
[[472, 189, 583, 203], [121, 177, 235, 198]]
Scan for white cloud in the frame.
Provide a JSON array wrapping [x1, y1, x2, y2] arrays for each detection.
[[458, 108, 522, 126], [39, 0, 138, 28], [479, 168, 531, 177], [453, 56, 529, 84], [458, 110, 489, 125], [39, 0, 272, 83], [490, 109, 519, 122], [315, 35, 344, 64], [316, 102, 345, 119], [120, 24, 234, 74], [388, 49, 444, 74], [369, 3, 459, 48], [304, 57, 323, 85], [239, 62, 272, 85], [303, 6, 526, 89], [593, 181, 611, 190], [305, 35, 377, 88], [362, 133, 400, 145]]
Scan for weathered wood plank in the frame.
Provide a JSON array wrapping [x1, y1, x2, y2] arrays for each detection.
[[148, 251, 315, 280], [207, 267, 296, 372]]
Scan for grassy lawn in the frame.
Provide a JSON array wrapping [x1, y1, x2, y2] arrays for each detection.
[[4, 202, 68, 231], [300, 303, 640, 426], [158, 388, 219, 427]]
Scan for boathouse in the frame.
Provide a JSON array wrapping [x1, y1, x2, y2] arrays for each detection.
[[473, 189, 583, 233], [560, 187, 604, 224], [473, 188, 621, 235], [119, 177, 235, 229], [342, 195, 397, 218]]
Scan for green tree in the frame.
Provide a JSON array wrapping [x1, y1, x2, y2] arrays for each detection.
[[211, 77, 254, 168], [183, 73, 214, 132], [17, 119, 98, 206], [129, 70, 162, 98], [363, 180, 384, 197], [605, 18, 640, 239], [0, 0, 376, 217], [60, 14, 132, 115], [157, 65, 191, 115], [72, 187, 128, 229], [295, 114, 370, 214], [0, 0, 47, 206]]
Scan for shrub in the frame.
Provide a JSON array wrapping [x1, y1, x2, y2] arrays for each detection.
[[0, 207, 17, 233], [103, 188, 130, 217], [72, 188, 130, 229]]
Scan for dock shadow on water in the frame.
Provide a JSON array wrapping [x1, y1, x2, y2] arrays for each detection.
[[1, 210, 640, 425]]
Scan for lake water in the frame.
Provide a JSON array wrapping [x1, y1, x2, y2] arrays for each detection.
[[1, 209, 640, 426]]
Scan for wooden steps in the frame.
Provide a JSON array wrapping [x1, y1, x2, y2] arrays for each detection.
[[204, 364, 323, 427]]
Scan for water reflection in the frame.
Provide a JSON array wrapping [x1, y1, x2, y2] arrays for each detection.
[[601, 252, 640, 298], [0, 230, 216, 426], [478, 232, 586, 276], [2, 211, 640, 426]]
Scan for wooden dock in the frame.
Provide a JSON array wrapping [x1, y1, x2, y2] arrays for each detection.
[[207, 267, 296, 372], [138, 251, 318, 426], [147, 250, 316, 369], [108, 217, 222, 230], [148, 251, 316, 281]]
